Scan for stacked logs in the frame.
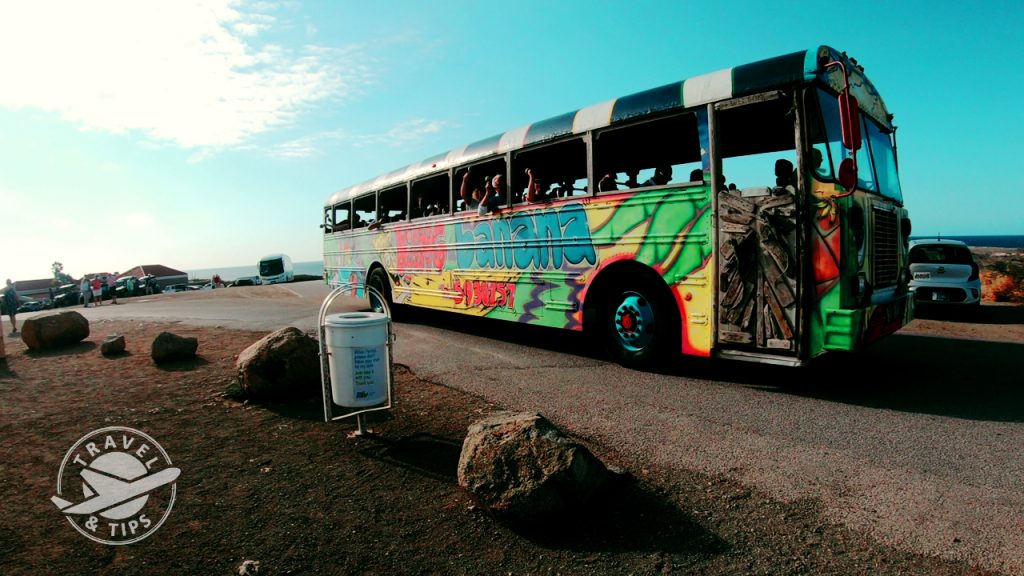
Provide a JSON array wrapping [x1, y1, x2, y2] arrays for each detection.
[[718, 186, 798, 349]]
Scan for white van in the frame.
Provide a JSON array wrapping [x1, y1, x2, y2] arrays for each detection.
[[259, 254, 294, 284]]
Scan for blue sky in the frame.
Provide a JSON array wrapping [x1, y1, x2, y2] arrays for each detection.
[[1, 0, 1022, 281]]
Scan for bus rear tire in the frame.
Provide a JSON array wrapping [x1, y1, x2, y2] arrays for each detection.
[[600, 276, 676, 368], [367, 267, 392, 316]]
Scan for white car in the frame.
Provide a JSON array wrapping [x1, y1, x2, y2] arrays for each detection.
[[908, 239, 981, 306]]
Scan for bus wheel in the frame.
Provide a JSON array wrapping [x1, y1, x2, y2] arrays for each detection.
[[367, 268, 392, 316], [601, 277, 674, 367]]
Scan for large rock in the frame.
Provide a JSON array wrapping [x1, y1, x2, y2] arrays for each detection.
[[101, 334, 126, 356], [20, 311, 90, 350], [457, 412, 608, 523], [151, 332, 198, 363], [236, 327, 319, 400]]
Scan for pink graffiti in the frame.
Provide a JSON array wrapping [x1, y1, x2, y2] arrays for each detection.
[[453, 279, 515, 310], [395, 224, 447, 271]]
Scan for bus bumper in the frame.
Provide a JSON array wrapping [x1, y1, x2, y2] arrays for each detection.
[[822, 293, 914, 352]]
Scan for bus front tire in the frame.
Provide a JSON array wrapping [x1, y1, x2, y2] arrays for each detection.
[[600, 277, 676, 368]]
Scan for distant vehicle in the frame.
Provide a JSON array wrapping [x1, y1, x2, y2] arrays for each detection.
[[162, 284, 188, 294], [17, 299, 46, 313], [909, 239, 982, 306], [259, 254, 294, 284], [232, 276, 260, 287], [53, 284, 81, 308]]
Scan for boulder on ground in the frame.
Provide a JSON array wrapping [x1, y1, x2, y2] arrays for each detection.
[[236, 327, 319, 400], [457, 412, 608, 524], [20, 311, 90, 351], [101, 334, 126, 356], [151, 332, 198, 363]]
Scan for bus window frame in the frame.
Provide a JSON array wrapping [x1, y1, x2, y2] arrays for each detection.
[[592, 110, 703, 196], [332, 201, 352, 233], [378, 183, 409, 224], [352, 193, 376, 229], [410, 171, 453, 220], [454, 156, 508, 213], [511, 136, 590, 203]]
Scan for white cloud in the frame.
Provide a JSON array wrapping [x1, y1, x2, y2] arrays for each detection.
[[124, 212, 155, 228], [0, 1, 369, 150], [269, 118, 449, 159]]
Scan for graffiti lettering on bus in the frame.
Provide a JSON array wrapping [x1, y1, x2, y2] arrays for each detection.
[[453, 204, 597, 270], [452, 279, 516, 310]]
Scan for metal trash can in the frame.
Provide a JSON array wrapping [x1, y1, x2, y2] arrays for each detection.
[[324, 312, 389, 407]]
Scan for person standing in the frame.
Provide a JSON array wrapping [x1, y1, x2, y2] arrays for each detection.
[[91, 277, 103, 306], [108, 273, 118, 304], [3, 279, 18, 336], [80, 277, 91, 307]]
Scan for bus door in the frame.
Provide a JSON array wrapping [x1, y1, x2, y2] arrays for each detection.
[[713, 92, 802, 355]]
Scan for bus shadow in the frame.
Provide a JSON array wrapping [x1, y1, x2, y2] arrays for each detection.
[[914, 303, 1024, 324], [712, 333, 1024, 423], [396, 306, 603, 362]]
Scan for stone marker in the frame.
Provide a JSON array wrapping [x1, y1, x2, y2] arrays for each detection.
[[236, 327, 319, 400], [101, 334, 126, 356], [151, 331, 198, 363], [457, 412, 608, 524], [20, 311, 90, 351]]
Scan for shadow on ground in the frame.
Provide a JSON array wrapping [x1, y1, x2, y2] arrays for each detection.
[[154, 356, 210, 372], [24, 341, 98, 358], [362, 432, 727, 556], [702, 333, 1024, 422], [914, 302, 1024, 324]]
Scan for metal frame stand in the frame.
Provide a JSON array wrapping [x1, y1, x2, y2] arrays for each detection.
[[317, 282, 395, 436]]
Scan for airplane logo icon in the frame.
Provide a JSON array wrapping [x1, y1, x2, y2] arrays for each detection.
[[52, 460, 180, 519]]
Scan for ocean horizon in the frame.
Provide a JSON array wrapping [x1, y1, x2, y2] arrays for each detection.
[[912, 235, 1024, 248], [186, 260, 324, 282]]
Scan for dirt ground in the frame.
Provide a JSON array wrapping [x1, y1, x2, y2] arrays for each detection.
[[0, 318, 1005, 575]]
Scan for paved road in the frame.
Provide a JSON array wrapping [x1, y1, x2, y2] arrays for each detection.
[[26, 283, 1024, 573]]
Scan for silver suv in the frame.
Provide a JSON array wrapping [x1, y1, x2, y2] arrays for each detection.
[[908, 239, 981, 306]]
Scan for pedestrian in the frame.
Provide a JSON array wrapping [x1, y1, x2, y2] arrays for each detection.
[[91, 277, 103, 306], [108, 273, 118, 304], [80, 277, 91, 307], [3, 279, 18, 335]]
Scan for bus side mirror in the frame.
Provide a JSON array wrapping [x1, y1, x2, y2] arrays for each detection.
[[838, 158, 857, 190], [839, 92, 862, 151]]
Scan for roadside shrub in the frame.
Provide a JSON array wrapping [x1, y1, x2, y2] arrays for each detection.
[[982, 271, 1024, 303]]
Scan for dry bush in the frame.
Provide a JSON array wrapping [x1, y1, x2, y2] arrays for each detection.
[[982, 271, 1024, 303]]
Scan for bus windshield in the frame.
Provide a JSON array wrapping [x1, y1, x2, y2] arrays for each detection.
[[260, 259, 284, 276], [814, 88, 903, 204]]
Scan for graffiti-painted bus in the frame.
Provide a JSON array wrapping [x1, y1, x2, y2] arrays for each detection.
[[323, 46, 913, 367]]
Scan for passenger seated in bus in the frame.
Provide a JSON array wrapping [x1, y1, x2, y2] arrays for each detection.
[[525, 168, 551, 203], [689, 168, 704, 183], [460, 170, 486, 210], [598, 173, 619, 192], [774, 159, 795, 188], [641, 165, 672, 187], [477, 176, 505, 215]]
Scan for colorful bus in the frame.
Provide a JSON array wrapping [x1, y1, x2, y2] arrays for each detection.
[[322, 46, 913, 367]]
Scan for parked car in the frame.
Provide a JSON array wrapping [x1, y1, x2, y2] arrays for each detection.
[[162, 284, 188, 293], [232, 276, 260, 287], [17, 299, 47, 313], [908, 239, 982, 306], [53, 284, 81, 308]]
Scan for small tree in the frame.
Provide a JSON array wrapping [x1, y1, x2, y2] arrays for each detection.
[[51, 261, 73, 286]]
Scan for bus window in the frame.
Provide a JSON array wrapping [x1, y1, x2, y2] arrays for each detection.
[[716, 95, 796, 193], [511, 138, 587, 202], [379, 185, 407, 223], [353, 194, 375, 229], [411, 173, 451, 219], [333, 202, 351, 232], [455, 158, 506, 211], [323, 207, 333, 234], [593, 112, 702, 192]]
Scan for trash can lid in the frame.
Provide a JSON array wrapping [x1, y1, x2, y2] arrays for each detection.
[[324, 311, 388, 328]]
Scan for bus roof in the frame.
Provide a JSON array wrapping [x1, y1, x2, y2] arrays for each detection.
[[325, 45, 888, 206]]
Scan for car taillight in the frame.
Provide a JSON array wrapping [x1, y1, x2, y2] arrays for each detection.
[[968, 262, 979, 281]]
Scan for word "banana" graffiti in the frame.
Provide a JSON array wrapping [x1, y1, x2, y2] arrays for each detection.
[[453, 204, 597, 271]]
